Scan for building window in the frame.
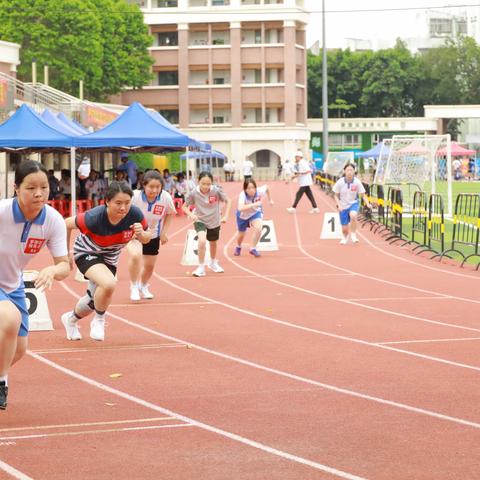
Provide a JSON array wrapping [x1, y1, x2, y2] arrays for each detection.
[[158, 109, 179, 124], [212, 31, 230, 45], [265, 29, 282, 43], [157, 31, 178, 46], [212, 69, 230, 84], [241, 0, 261, 4], [242, 68, 262, 83], [329, 134, 361, 148], [189, 0, 207, 5], [126, 0, 147, 7], [153, 0, 178, 7], [241, 29, 262, 44], [429, 18, 453, 36], [456, 19, 467, 34], [158, 71, 178, 85], [212, 0, 229, 5]]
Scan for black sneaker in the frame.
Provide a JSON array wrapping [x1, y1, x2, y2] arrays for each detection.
[[0, 381, 8, 410]]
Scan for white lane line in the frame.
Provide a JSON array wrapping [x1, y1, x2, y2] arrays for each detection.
[[0, 424, 192, 441], [0, 460, 34, 480], [28, 351, 367, 480], [31, 343, 186, 354], [59, 282, 480, 427], [377, 337, 480, 346], [147, 272, 480, 373], [316, 190, 480, 282], [162, 273, 353, 280], [109, 301, 213, 307], [222, 235, 480, 336], [0, 417, 175, 433], [346, 296, 447, 302]]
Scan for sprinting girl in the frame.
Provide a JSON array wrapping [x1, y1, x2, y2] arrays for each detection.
[[234, 179, 274, 257], [0, 160, 70, 410], [332, 163, 371, 244], [127, 171, 176, 301], [62, 181, 150, 341], [182, 172, 231, 277]]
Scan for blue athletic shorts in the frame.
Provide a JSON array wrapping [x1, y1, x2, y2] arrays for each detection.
[[236, 211, 262, 232], [0, 285, 29, 337], [339, 202, 360, 226]]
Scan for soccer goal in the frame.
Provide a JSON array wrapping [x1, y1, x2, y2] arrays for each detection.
[[377, 135, 453, 217], [322, 151, 354, 176]]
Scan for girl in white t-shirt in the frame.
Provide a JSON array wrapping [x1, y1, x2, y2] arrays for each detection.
[[127, 170, 176, 301], [332, 163, 371, 244], [234, 179, 274, 257], [0, 161, 69, 410]]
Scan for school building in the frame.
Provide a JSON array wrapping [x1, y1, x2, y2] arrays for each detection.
[[120, 0, 310, 178]]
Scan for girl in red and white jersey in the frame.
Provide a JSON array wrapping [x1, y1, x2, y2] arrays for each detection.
[[61, 181, 150, 342], [127, 170, 176, 301]]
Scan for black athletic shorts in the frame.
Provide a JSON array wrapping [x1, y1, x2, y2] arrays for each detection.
[[142, 236, 160, 256], [75, 254, 117, 278], [194, 222, 221, 242]]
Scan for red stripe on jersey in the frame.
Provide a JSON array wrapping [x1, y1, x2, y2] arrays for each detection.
[[87, 228, 135, 247]]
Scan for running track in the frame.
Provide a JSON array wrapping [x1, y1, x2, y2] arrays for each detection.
[[0, 181, 479, 480]]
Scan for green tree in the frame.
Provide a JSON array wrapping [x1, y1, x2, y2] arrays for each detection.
[[0, 0, 152, 101]]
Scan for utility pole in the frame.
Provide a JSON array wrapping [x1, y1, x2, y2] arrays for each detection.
[[322, 0, 328, 165]]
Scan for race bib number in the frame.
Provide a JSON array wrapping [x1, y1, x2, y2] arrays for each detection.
[[23, 238, 45, 254], [153, 205, 165, 215], [123, 230, 134, 241], [208, 195, 217, 204]]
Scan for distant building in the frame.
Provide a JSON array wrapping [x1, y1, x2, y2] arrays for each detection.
[[121, 0, 310, 179]]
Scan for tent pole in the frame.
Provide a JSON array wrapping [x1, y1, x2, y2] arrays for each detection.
[[186, 147, 190, 192], [70, 147, 76, 216], [5, 153, 9, 199]]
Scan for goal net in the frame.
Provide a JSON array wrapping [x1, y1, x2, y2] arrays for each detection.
[[377, 135, 452, 216], [322, 151, 354, 176]]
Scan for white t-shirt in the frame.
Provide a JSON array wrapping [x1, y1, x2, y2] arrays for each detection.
[[282, 162, 295, 175], [131, 189, 176, 238], [332, 177, 366, 210], [77, 161, 91, 179], [295, 159, 313, 187], [223, 162, 233, 172], [237, 185, 268, 220], [0, 199, 68, 292], [243, 160, 254, 176]]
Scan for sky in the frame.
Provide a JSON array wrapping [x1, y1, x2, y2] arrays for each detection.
[[305, 0, 480, 49]]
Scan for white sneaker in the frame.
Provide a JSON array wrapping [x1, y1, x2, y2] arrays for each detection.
[[61, 311, 82, 341], [90, 317, 105, 341], [130, 284, 140, 302], [350, 233, 359, 243], [192, 266, 206, 277], [339, 236, 349, 245], [309, 208, 320, 214], [286, 207, 296, 213], [139, 284, 154, 299], [208, 260, 224, 273]]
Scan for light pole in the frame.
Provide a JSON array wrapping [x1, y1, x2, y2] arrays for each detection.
[[322, 0, 328, 165]]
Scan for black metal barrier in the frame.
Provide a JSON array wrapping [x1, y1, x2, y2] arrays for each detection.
[[440, 193, 480, 267], [362, 184, 386, 232], [411, 191, 428, 247], [427, 194, 446, 256], [385, 187, 404, 243]]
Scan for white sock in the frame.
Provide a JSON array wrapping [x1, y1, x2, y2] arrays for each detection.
[[0, 375, 8, 386], [131, 282, 139, 288], [94, 313, 105, 323]]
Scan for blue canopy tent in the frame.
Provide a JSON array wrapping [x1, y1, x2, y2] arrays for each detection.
[[57, 112, 89, 135], [41, 109, 84, 137], [180, 149, 225, 174], [0, 104, 78, 205], [356, 141, 389, 158], [74, 102, 200, 150]]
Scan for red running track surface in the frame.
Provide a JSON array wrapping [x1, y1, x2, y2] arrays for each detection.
[[1, 181, 479, 480]]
